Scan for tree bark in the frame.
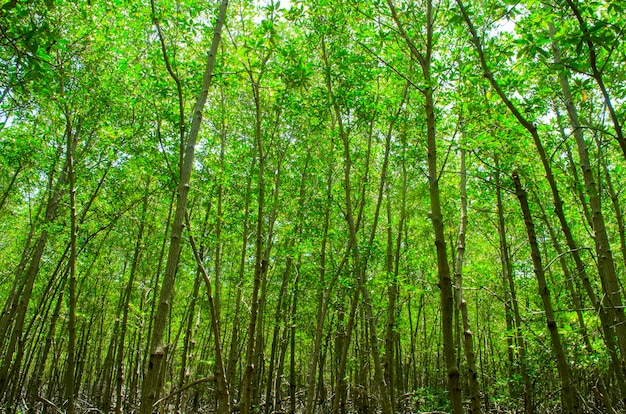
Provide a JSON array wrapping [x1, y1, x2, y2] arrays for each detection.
[[188, 218, 231, 414], [64, 110, 79, 414], [495, 162, 532, 411], [513, 172, 580, 413], [386, 2, 463, 411], [240, 43, 273, 414], [454, 148, 482, 413], [303, 136, 335, 414], [115, 181, 150, 414], [550, 23, 626, 377], [139, 2, 228, 412]]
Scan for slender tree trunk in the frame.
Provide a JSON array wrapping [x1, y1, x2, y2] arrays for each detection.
[[115, 182, 150, 414], [27, 277, 66, 413], [535, 186, 621, 410], [265, 154, 308, 414], [562, 0, 626, 160], [188, 220, 231, 414], [264, 258, 291, 414], [386, 2, 462, 410], [454, 149, 482, 413], [550, 23, 626, 375], [304, 138, 335, 414], [384, 187, 398, 413], [423, 76, 462, 411], [459, 1, 626, 406], [289, 260, 301, 414], [240, 54, 271, 414], [561, 138, 592, 228], [495, 163, 532, 411], [64, 110, 79, 414], [513, 172, 580, 413], [142, 191, 174, 381], [140, 3, 228, 412], [174, 267, 201, 414], [321, 36, 354, 414], [0, 163, 21, 213], [321, 31, 395, 414], [252, 141, 284, 411], [455, 6, 623, 378], [0, 145, 69, 400], [384, 83, 409, 413], [601, 156, 626, 271], [226, 156, 256, 400], [174, 207, 208, 413]]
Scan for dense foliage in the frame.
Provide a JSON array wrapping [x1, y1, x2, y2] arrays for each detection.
[[1, 0, 625, 413]]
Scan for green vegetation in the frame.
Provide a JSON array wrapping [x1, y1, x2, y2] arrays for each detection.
[[0, 0, 625, 413]]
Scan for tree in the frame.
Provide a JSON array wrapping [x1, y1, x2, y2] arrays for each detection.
[[140, 1, 228, 412], [1, 0, 626, 412]]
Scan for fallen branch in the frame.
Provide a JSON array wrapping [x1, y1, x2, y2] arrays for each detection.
[[152, 376, 214, 407], [38, 396, 64, 414]]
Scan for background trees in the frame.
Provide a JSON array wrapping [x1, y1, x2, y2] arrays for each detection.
[[0, 0, 625, 413]]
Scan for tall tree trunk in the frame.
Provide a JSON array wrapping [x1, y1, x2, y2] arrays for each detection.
[[386, 2, 462, 410], [495, 162, 532, 411], [188, 218, 231, 414], [226, 156, 256, 400], [264, 258, 291, 414], [174, 206, 209, 413], [252, 140, 284, 411], [384, 83, 409, 413], [455, 7, 623, 384], [289, 260, 301, 414], [265, 153, 309, 414], [142, 190, 175, 382], [174, 265, 202, 414], [454, 149, 482, 413], [535, 186, 621, 411], [304, 138, 335, 414], [550, 23, 626, 376], [115, 181, 150, 414], [601, 156, 626, 271], [240, 47, 273, 414], [64, 111, 79, 414], [140, 2, 228, 412], [513, 172, 580, 413], [0, 141, 69, 401], [0, 163, 21, 213], [321, 33, 393, 414]]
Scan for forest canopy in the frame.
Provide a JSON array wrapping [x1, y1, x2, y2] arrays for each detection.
[[0, 0, 625, 413]]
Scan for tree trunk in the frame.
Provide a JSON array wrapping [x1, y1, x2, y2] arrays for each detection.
[[304, 137, 335, 414], [495, 162, 532, 411], [188, 220, 231, 414], [535, 186, 621, 410], [454, 149, 482, 413], [550, 22, 626, 377], [0, 139, 69, 400], [240, 48, 272, 414], [226, 156, 256, 400], [513, 172, 580, 413], [386, 2, 462, 410], [140, 2, 228, 412], [64, 111, 78, 414], [115, 181, 150, 414]]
